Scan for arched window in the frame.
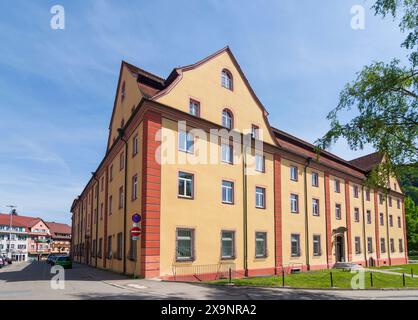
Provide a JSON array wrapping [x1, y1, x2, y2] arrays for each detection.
[[222, 109, 233, 129], [221, 69, 233, 90]]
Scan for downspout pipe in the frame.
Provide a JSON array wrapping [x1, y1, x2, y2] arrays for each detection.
[[361, 186, 368, 266], [385, 189, 391, 265], [92, 172, 100, 268], [304, 157, 312, 271], [242, 133, 252, 277], [118, 128, 129, 275]]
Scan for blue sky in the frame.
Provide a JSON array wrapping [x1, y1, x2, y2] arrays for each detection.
[[0, 0, 409, 224]]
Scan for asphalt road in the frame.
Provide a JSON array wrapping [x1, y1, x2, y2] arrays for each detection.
[[0, 261, 417, 300]]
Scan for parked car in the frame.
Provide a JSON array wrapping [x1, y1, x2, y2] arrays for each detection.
[[4, 257, 12, 265], [1, 255, 10, 265], [48, 255, 60, 265], [52, 255, 72, 269]]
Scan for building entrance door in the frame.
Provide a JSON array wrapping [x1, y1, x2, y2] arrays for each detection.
[[336, 235, 345, 262]]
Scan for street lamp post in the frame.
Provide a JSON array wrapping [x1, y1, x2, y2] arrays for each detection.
[[6, 205, 17, 260]]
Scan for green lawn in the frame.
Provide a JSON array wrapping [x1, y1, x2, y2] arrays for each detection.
[[372, 263, 418, 275], [211, 269, 418, 289], [409, 256, 418, 261]]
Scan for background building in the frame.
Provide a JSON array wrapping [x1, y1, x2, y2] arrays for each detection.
[[71, 47, 408, 279], [0, 214, 28, 261], [45, 222, 72, 254]]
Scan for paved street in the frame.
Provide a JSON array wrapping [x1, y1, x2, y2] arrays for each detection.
[[0, 261, 418, 300]]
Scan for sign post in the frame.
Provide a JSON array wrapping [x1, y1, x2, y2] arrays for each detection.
[[130, 213, 141, 279]]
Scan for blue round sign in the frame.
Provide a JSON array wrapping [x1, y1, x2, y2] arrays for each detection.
[[132, 213, 141, 223]]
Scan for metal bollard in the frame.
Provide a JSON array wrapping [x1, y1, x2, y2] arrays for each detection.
[[229, 267, 232, 283], [330, 272, 334, 288], [282, 270, 285, 287], [403, 273, 406, 287]]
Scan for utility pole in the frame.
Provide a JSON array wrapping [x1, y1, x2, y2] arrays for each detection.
[[6, 205, 17, 259]]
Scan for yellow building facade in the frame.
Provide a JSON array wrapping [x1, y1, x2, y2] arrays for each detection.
[[71, 47, 408, 279]]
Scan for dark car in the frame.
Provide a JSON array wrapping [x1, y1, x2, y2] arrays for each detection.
[[52, 255, 72, 269], [48, 255, 60, 265]]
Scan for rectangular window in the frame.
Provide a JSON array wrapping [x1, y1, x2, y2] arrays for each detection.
[[176, 228, 194, 261], [380, 238, 386, 253], [132, 134, 138, 156], [107, 235, 112, 259], [255, 232, 267, 258], [101, 176, 104, 191], [116, 233, 123, 260], [109, 196, 113, 215], [290, 166, 298, 181], [132, 175, 138, 200], [92, 240, 96, 258], [291, 234, 301, 257], [353, 185, 359, 198], [398, 216, 402, 228], [380, 213, 384, 226], [251, 125, 259, 139], [354, 208, 360, 222], [335, 204, 342, 220], [312, 172, 319, 187], [129, 238, 137, 261], [255, 154, 265, 172], [255, 187, 266, 209], [221, 180, 234, 204], [221, 143, 233, 164], [291, 194, 299, 213], [399, 239, 404, 253], [313, 235, 321, 256], [189, 99, 200, 117], [120, 151, 125, 170], [367, 237, 373, 253], [397, 199, 401, 209], [365, 189, 370, 201], [100, 203, 103, 220], [109, 165, 113, 182], [178, 130, 194, 153], [379, 194, 384, 205], [221, 231, 235, 259], [389, 196, 392, 207], [367, 210, 372, 224], [334, 179, 341, 193], [119, 186, 124, 209], [312, 198, 320, 216], [390, 238, 395, 253], [355, 237, 361, 254], [178, 172, 194, 198], [389, 215, 393, 227]]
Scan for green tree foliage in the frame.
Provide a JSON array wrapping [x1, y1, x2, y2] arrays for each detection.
[[405, 197, 418, 251], [315, 0, 418, 188]]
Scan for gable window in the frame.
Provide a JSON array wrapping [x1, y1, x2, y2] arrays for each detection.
[[178, 172, 194, 198], [334, 179, 341, 193], [221, 69, 233, 90], [119, 151, 125, 170], [132, 175, 138, 200], [221, 143, 233, 164], [365, 189, 370, 201], [255, 187, 266, 209], [176, 228, 194, 261], [312, 198, 320, 216], [354, 208, 360, 222], [312, 172, 319, 187], [221, 231, 235, 259], [222, 180, 234, 204], [367, 237, 373, 253], [291, 234, 301, 257], [367, 210, 372, 224], [132, 134, 138, 156], [222, 109, 233, 129], [291, 194, 299, 213], [189, 99, 200, 117], [178, 129, 194, 153], [290, 166, 298, 181], [353, 185, 359, 198], [119, 186, 124, 209], [251, 125, 259, 139], [335, 204, 342, 220], [380, 213, 384, 226], [255, 154, 265, 172], [355, 237, 361, 254], [313, 235, 321, 256], [255, 232, 267, 258]]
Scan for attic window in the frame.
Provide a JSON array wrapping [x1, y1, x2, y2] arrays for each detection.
[[121, 82, 126, 101], [222, 109, 233, 129], [221, 69, 233, 90]]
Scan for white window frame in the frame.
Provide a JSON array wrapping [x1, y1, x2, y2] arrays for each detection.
[[178, 172, 194, 198], [255, 187, 266, 209], [221, 180, 234, 204], [221, 143, 233, 164], [178, 130, 194, 153]]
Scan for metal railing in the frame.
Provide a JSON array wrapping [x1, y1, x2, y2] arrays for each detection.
[[171, 263, 236, 282]]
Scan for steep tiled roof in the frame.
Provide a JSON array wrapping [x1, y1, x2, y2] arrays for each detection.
[[0, 214, 27, 228], [45, 221, 71, 238], [349, 152, 384, 172]]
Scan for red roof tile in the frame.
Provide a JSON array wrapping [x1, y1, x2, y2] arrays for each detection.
[[349, 152, 384, 172]]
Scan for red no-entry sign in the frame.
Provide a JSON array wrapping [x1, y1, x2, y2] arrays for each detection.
[[130, 226, 141, 238]]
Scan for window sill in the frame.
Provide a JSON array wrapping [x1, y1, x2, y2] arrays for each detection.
[[222, 201, 234, 205], [176, 258, 194, 263], [255, 206, 266, 210], [178, 195, 194, 200], [221, 257, 235, 261]]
